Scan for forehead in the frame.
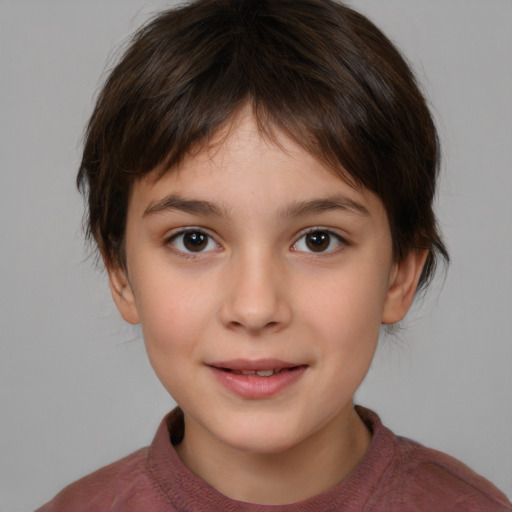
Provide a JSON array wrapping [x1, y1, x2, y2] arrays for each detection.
[[129, 112, 386, 224]]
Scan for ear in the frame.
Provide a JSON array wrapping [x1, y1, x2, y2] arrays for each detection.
[[107, 265, 140, 325], [381, 249, 428, 324]]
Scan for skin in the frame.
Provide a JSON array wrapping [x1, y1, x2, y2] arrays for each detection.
[[109, 111, 427, 505]]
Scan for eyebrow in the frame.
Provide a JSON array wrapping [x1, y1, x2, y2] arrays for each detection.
[[143, 195, 227, 218], [143, 194, 370, 219], [279, 196, 370, 218]]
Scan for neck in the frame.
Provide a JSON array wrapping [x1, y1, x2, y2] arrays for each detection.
[[175, 405, 372, 505]]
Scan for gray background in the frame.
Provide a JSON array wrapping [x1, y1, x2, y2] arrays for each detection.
[[1, 1, 511, 510]]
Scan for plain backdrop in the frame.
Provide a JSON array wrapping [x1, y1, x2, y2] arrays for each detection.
[[1, 1, 511, 510]]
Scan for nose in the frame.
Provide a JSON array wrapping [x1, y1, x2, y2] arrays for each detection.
[[218, 249, 292, 335]]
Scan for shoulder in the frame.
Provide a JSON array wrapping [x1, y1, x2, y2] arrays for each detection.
[[393, 435, 512, 511], [356, 407, 511, 512], [35, 447, 162, 512], [36, 409, 187, 512]]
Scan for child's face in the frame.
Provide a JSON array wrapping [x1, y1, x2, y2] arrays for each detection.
[[109, 112, 423, 456]]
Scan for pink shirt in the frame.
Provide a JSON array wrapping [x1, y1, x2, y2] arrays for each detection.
[[37, 407, 512, 511]]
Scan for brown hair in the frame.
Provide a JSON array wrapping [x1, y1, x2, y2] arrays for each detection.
[[78, 0, 448, 291]]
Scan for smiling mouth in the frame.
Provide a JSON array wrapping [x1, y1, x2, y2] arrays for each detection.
[[207, 362, 308, 398], [217, 367, 304, 377]]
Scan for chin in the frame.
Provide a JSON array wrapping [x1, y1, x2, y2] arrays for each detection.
[[226, 434, 301, 455], [217, 418, 310, 456]]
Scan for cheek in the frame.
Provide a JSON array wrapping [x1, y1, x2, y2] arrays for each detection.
[[299, 266, 388, 342], [308, 282, 383, 400], [295, 263, 389, 391], [134, 269, 217, 363], [137, 286, 213, 400]]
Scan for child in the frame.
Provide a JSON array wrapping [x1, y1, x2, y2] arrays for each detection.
[[37, 0, 511, 510]]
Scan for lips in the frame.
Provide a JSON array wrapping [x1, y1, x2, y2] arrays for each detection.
[[207, 359, 308, 398]]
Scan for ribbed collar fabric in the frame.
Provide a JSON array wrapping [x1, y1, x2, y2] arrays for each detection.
[[147, 406, 397, 511]]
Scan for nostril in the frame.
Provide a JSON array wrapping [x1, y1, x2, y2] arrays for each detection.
[[226, 319, 280, 334]]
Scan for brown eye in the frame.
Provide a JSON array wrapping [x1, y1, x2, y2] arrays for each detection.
[[183, 231, 207, 251], [305, 231, 330, 252], [293, 230, 345, 253], [170, 230, 218, 254]]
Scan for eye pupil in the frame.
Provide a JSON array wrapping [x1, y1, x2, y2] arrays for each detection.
[[306, 231, 330, 252], [183, 231, 207, 251]]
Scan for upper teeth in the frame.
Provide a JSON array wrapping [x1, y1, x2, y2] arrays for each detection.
[[237, 369, 278, 376], [256, 370, 275, 377]]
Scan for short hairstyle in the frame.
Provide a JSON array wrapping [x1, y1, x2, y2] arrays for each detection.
[[78, 0, 448, 291]]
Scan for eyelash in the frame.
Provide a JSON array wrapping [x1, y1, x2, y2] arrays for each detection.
[[292, 228, 348, 255], [165, 227, 348, 258], [166, 228, 220, 258]]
